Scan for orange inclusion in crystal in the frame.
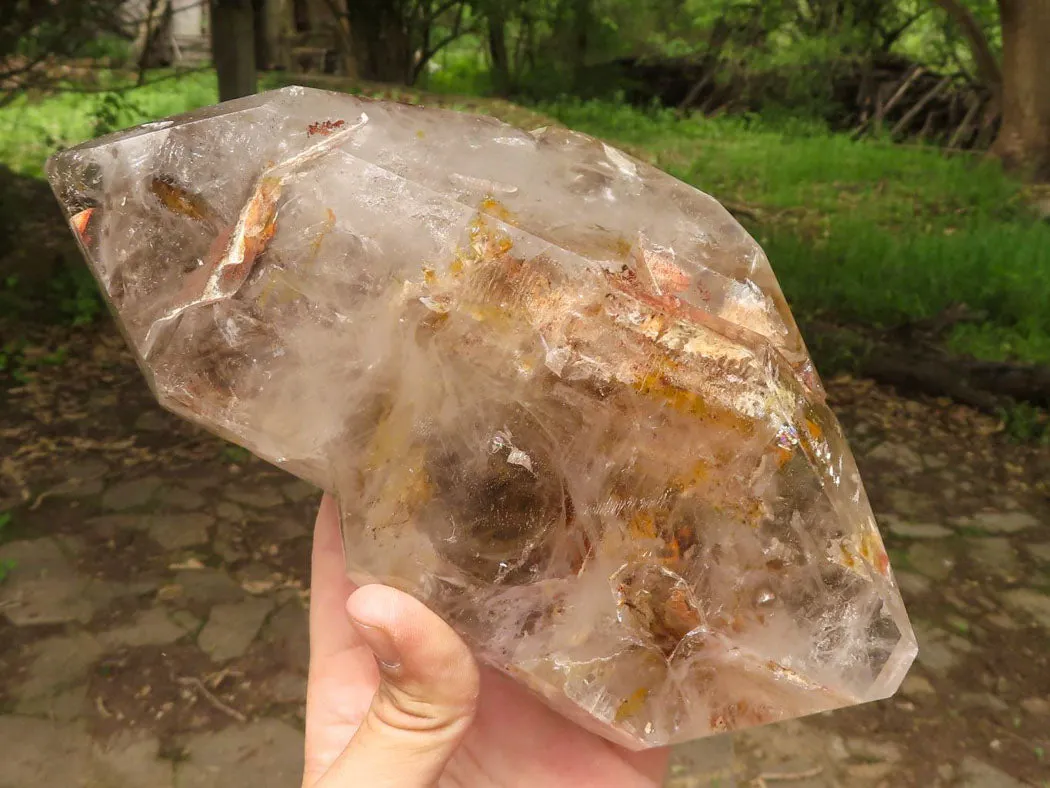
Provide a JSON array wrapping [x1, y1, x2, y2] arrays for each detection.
[[615, 687, 650, 722], [150, 177, 220, 228], [479, 196, 517, 225], [70, 207, 94, 240]]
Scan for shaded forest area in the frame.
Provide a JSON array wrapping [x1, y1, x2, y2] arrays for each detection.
[[1, 0, 1049, 433], [5, 1, 1050, 174], [195, 0, 1048, 174]]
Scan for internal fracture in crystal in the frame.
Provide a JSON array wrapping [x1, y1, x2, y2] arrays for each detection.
[[47, 86, 917, 749]]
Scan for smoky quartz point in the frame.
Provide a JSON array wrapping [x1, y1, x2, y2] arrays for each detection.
[[47, 86, 916, 749]]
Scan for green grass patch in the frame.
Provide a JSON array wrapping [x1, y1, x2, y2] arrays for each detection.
[[220, 444, 252, 465], [0, 71, 223, 179]]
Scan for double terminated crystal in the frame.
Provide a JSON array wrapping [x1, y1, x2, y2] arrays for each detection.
[[48, 86, 916, 749]]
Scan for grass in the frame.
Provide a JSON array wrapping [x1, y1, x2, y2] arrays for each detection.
[[2, 73, 1049, 366], [0, 71, 224, 179]]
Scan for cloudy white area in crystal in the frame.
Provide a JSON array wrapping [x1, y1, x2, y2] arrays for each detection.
[[46, 86, 916, 750]]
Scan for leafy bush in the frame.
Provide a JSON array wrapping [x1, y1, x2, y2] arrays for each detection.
[[90, 90, 147, 137], [78, 34, 133, 64]]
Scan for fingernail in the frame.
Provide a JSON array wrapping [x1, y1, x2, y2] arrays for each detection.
[[348, 617, 402, 671]]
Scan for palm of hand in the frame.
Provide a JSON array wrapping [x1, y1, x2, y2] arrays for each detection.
[[304, 499, 668, 788]]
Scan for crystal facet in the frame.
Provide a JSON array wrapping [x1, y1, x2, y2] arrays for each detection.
[[47, 86, 917, 749]]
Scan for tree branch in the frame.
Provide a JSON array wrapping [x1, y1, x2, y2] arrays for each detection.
[[412, 2, 469, 82], [929, 0, 1002, 89], [36, 65, 211, 97], [881, 7, 931, 50], [420, 0, 463, 26], [890, 74, 952, 137], [117, 0, 205, 28], [136, 0, 163, 86], [319, 0, 353, 51]]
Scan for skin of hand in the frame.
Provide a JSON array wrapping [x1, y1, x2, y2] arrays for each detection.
[[303, 493, 671, 788]]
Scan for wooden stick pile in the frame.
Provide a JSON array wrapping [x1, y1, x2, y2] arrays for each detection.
[[845, 56, 999, 150], [600, 54, 1000, 152]]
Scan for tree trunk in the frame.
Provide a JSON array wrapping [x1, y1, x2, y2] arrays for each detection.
[[137, 0, 174, 75], [344, 0, 411, 83], [251, 0, 272, 70], [487, 5, 511, 96], [211, 0, 257, 100], [570, 0, 590, 90], [319, 0, 358, 78], [992, 0, 1050, 180], [268, 0, 293, 70]]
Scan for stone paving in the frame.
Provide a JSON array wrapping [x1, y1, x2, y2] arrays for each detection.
[[1, 324, 1048, 787]]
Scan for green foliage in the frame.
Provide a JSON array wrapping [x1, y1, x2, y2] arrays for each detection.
[[997, 403, 1050, 445], [0, 339, 31, 384], [763, 220, 1049, 338], [38, 346, 69, 366], [0, 512, 15, 578], [0, 266, 104, 327], [801, 325, 873, 377], [0, 337, 71, 384], [0, 274, 29, 325], [425, 39, 494, 96], [90, 91, 146, 138], [3, 0, 132, 105], [946, 323, 1050, 366], [53, 266, 104, 326], [221, 445, 252, 465], [425, 0, 1001, 119], [0, 71, 221, 178], [898, 0, 1001, 78], [78, 34, 133, 64]]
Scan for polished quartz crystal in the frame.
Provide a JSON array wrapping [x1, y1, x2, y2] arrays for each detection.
[[47, 86, 916, 749]]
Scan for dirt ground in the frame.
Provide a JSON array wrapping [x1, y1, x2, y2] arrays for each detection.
[[1, 320, 1047, 788]]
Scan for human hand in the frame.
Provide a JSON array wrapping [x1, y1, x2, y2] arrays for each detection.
[[302, 494, 670, 787]]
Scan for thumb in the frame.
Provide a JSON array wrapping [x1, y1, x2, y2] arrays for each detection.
[[314, 584, 480, 788]]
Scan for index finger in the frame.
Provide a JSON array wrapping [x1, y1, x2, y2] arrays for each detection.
[[310, 493, 360, 660]]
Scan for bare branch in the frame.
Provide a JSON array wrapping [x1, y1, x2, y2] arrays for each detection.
[[890, 74, 952, 137], [412, 2, 471, 82], [17, 65, 211, 99], [117, 0, 206, 28], [136, 0, 163, 86], [0, 0, 135, 103]]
